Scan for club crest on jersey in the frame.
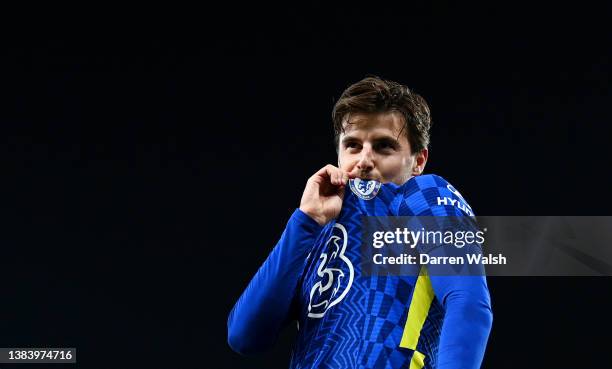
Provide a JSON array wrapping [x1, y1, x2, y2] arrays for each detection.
[[349, 178, 382, 200]]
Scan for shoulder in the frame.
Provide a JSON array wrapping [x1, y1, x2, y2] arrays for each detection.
[[399, 174, 475, 216]]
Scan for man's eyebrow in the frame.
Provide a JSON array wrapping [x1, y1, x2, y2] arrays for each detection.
[[374, 136, 401, 145], [341, 136, 359, 144], [341, 135, 401, 146]]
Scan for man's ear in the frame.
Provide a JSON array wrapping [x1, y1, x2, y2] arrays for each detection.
[[412, 148, 429, 175]]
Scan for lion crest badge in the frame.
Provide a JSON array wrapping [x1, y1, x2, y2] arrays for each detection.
[[348, 178, 382, 200]]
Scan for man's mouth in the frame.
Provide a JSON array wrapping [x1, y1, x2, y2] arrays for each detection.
[[358, 175, 378, 181]]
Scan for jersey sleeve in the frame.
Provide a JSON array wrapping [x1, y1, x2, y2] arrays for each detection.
[[397, 174, 493, 369], [227, 208, 323, 355]]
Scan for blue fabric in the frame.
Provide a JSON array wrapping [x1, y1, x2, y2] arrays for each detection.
[[228, 174, 493, 368], [227, 208, 323, 355], [429, 275, 493, 369]]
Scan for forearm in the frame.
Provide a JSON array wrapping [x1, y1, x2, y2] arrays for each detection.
[[227, 208, 323, 355], [433, 276, 493, 369]]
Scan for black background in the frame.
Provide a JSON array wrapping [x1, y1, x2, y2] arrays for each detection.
[[2, 2, 611, 368]]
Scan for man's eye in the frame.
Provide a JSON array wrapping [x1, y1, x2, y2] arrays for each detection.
[[345, 142, 359, 149], [376, 142, 395, 150]]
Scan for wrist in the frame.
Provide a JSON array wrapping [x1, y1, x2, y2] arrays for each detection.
[[298, 206, 326, 226]]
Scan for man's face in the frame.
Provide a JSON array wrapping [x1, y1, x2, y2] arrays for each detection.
[[337, 112, 427, 185]]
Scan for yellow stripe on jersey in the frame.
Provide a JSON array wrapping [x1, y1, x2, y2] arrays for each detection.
[[409, 350, 426, 369], [400, 266, 435, 351]]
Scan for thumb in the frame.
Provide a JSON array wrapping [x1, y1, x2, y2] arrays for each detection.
[[347, 166, 360, 179]]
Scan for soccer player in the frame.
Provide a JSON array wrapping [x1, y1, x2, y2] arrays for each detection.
[[228, 76, 493, 368]]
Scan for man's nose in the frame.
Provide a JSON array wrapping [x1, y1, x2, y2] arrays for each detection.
[[356, 146, 374, 172]]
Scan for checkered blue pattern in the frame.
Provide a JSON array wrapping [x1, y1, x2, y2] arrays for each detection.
[[289, 174, 474, 369]]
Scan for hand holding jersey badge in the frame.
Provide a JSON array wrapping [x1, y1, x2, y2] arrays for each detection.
[[299, 164, 357, 226]]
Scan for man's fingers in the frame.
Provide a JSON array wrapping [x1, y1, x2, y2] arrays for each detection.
[[334, 168, 347, 186], [337, 185, 345, 199], [324, 166, 335, 185], [318, 165, 341, 186], [310, 165, 331, 184], [329, 167, 337, 185], [327, 165, 338, 186], [312, 165, 355, 187], [342, 172, 349, 185]]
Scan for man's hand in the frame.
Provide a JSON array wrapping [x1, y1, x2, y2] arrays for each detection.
[[299, 165, 355, 226]]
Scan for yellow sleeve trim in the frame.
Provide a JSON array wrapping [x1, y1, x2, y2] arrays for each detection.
[[400, 267, 435, 350], [409, 350, 426, 369]]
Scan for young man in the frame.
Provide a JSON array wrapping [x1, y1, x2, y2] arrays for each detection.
[[228, 76, 493, 369]]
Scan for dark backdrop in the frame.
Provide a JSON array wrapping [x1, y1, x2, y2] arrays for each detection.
[[2, 2, 611, 368]]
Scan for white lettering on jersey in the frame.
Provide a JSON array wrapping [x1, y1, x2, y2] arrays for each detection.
[[436, 184, 474, 216]]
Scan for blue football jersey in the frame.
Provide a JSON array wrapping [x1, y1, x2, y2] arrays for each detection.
[[228, 174, 492, 369], [289, 174, 485, 369]]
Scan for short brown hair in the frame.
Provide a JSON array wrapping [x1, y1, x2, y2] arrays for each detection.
[[332, 76, 432, 153]]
